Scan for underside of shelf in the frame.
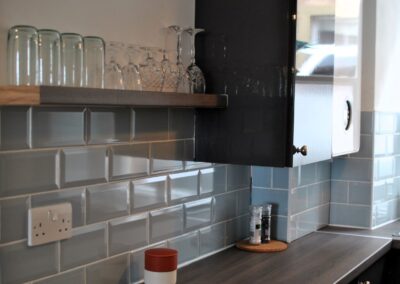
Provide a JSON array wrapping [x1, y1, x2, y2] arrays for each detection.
[[0, 86, 228, 108]]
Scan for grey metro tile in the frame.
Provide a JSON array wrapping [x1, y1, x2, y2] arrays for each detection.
[[86, 181, 129, 224], [31, 188, 85, 227], [307, 181, 330, 208], [151, 141, 184, 173], [199, 166, 226, 195], [0, 150, 58, 197], [316, 161, 331, 182], [169, 170, 199, 203], [226, 215, 250, 245], [351, 134, 373, 158], [86, 254, 129, 284], [330, 180, 348, 204], [299, 163, 317, 186], [272, 167, 290, 189], [0, 106, 30, 150], [290, 187, 307, 215], [132, 108, 168, 141], [168, 231, 199, 264], [227, 165, 250, 191], [33, 268, 85, 284], [184, 197, 213, 230], [131, 176, 167, 212], [348, 182, 372, 205], [168, 108, 195, 139], [150, 205, 184, 243], [60, 223, 107, 271], [331, 158, 373, 182], [60, 147, 107, 188], [32, 107, 85, 148], [109, 213, 148, 256], [213, 192, 237, 222], [109, 143, 149, 181], [199, 223, 226, 255], [0, 197, 29, 243], [252, 188, 288, 216], [237, 189, 251, 216], [0, 241, 58, 284], [360, 111, 374, 135], [88, 107, 131, 144], [330, 203, 371, 228]]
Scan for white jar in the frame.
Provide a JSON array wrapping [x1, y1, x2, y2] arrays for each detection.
[[144, 248, 178, 284]]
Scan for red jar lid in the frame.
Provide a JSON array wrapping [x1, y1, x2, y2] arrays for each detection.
[[145, 248, 178, 272]]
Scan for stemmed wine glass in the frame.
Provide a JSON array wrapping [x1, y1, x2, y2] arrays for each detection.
[[168, 25, 190, 93], [105, 41, 124, 89], [122, 44, 142, 90], [139, 47, 164, 91], [184, 27, 206, 93]]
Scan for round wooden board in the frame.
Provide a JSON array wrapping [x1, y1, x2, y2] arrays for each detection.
[[236, 240, 288, 253]]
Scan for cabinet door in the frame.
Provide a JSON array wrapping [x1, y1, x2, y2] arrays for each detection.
[[195, 0, 297, 167]]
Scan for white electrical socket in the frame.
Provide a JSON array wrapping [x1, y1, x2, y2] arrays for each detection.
[[28, 203, 73, 246]]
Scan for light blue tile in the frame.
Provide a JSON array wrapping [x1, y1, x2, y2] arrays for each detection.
[[299, 163, 316, 186], [373, 199, 399, 226], [168, 231, 199, 264], [374, 156, 396, 180], [237, 189, 251, 216], [61, 147, 107, 188], [393, 134, 400, 155], [0, 150, 58, 197], [373, 134, 387, 156], [316, 161, 331, 182], [60, 223, 107, 271], [271, 216, 288, 242], [109, 144, 149, 181], [348, 182, 372, 205], [131, 176, 167, 212], [330, 203, 371, 228], [86, 254, 129, 284], [227, 165, 250, 191], [169, 171, 198, 203], [0, 107, 30, 150], [330, 180, 348, 204], [385, 178, 398, 200], [290, 187, 307, 215], [375, 112, 397, 134], [32, 107, 85, 148], [395, 156, 400, 176], [331, 158, 373, 182], [109, 213, 148, 255], [213, 192, 237, 222], [272, 168, 290, 189], [32, 188, 85, 227], [199, 166, 226, 195], [150, 205, 183, 243], [132, 108, 168, 141], [151, 141, 184, 173], [351, 135, 373, 158], [86, 182, 129, 224], [361, 111, 374, 135], [226, 215, 249, 244], [199, 223, 226, 255], [88, 107, 131, 144], [184, 198, 213, 230], [0, 242, 58, 284], [0, 197, 29, 243], [34, 268, 84, 284], [290, 204, 329, 241], [168, 109, 195, 139], [252, 188, 288, 216], [307, 181, 330, 208], [252, 166, 272, 188], [373, 181, 387, 204]]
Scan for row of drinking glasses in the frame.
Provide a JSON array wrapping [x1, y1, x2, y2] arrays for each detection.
[[7, 25, 206, 93], [7, 25, 105, 87]]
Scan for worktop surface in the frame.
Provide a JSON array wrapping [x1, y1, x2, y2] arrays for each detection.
[[178, 221, 400, 284]]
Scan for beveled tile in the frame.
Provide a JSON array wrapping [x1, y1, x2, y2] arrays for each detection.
[[86, 254, 129, 284], [151, 141, 184, 173], [86, 182, 129, 224], [168, 108, 195, 139], [199, 223, 225, 255], [226, 215, 249, 245], [184, 198, 213, 230], [34, 268, 84, 284], [109, 213, 148, 255], [150, 205, 183, 243], [32, 107, 85, 148], [0, 150, 58, 197], [32, 188, 85, 227], [168, 231, 199, 264], [0, 107, 30, 150], [60, 147, 107, 188], [227, 165, 250, 191], [88, 107, 131, 144], [131, 176, 167, 212], [109, 143, 149, 180], [213, 192, 237, 222], [0, 197, 29, 243], [169, 171, 198, 202], [132, 109, 168, 141], [236, 189, 251, 216], [199, 166, 226, 195]]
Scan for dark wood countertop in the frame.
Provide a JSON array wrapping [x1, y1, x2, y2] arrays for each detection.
[[178, 232, 391, 284]]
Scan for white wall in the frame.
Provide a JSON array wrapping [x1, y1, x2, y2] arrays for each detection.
[[0, 0, 195, 85]]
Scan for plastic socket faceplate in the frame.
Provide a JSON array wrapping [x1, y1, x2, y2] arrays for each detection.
[[28, 203, 72, 246]]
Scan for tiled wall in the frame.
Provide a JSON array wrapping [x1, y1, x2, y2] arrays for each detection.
[[251, 161, 331, 242], [330, 111, 400, 229], [0, 106, 250, 284]]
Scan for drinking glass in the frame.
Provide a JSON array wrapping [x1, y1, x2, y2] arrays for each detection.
[[168, 25, 190, 93], [7, 25, 39, 85], [83, 36, 105, 88], [38, 29, 61, 85], [161, 49, 179, 92], [184, 27, 206, 93], [105, 42, 124, 89], [139, 47, 164, 91], [122, 44, 142, 90], [61, 33, 83, 87]]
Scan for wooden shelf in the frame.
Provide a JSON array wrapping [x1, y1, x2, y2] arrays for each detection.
[[0, 86, 228, 108]]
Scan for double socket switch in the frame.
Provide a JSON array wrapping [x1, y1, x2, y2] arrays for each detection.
[[28, 203, 72, 246]]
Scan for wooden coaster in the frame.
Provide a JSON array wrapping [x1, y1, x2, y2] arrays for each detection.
[[236, 240, 288, 253]]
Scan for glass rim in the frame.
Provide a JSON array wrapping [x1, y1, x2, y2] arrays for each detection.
[[9, 25, 38, 31], [38, 28, 60, 33], [83, 36, 105, 43], [61, 32, 83, 38]]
